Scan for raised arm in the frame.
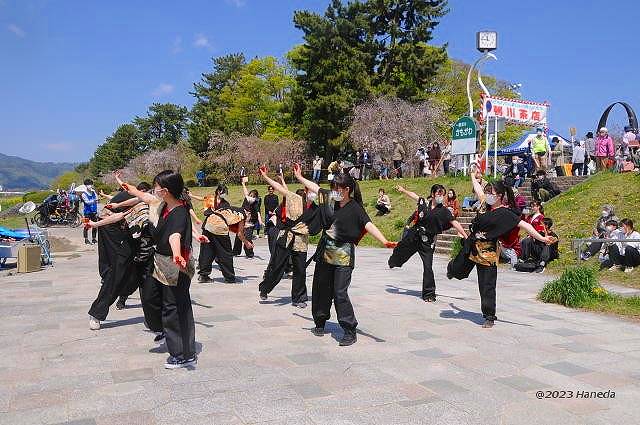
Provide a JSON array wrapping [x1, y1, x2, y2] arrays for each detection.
[[258, 166, 288, 196], [395, 185, 419, 202], [241, 177, 249, 198], [87, 211, 129, 228], [99, 190, 113, 201], [365, 221, 397, 248], [189, 193, 205, 201], [292, 163, 320, 194], [470, 165, 485, 200], [114, 171, 156, 204], [107, 196, 140, 211], [518, 220, 552, 244], [278, 174, 289, 192]]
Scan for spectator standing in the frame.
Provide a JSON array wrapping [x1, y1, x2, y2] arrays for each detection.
[[572, 140, 586, 176], [595, 127, 614, 171], [196, 170, 205, 187], [584, 131, 596, 175], [361, 148, 373, 180], [312, 156, 323, 183], [81, 179, 99, 244], [378, 160, 390, 180], [264, 185, 279, 242], [415, 147, 428, 177], [428, 142, 442, 176], [608, 218, 640, 273], [442, 142, 452, 175], [375, 188, 392, 216], [444, 189, 460, 218], [392, 139, 406, 178], [531, 127, 550, 171]]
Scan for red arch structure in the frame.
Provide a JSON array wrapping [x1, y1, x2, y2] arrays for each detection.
[[597, 102, 638, 132]]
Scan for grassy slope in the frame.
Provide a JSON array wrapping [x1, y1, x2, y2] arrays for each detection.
[[189, 176, 472, 247], [544, 172, 640, 288]]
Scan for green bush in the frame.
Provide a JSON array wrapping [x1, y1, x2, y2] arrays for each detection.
[[538, 265, 602, 307], [22, 191, 52, 204], [449, 236, 462, 260], [0, 196, 23, 210]]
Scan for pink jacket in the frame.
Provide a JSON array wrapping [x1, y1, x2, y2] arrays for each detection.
[[595, 136, 614, 157]]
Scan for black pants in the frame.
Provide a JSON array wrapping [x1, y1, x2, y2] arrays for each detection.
[[259, 244, 308, 303], [89, 226, 134, 321], [443, 159, 450, 174], [83, 212, 98, 239], [393, 160, 403, 177], [375, 204, 390, 215], [476, 264, 497, 321], [521, 237, 552, 265], [388, 232, 436, 299], [147, 273, 196, 359], [120, 258, 151, 299], [199, 232, 235, 281], [585, 241, 603, 256], [609, 245, 640, 267], [571, 162, 584, 176], [140, 272, 163, 333], [233, 227, 254, 257], [266, 225, 279, 255], [311, 262, 357, 335]]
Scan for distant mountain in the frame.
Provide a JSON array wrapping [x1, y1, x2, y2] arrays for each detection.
[[0, 153, 76, 191]]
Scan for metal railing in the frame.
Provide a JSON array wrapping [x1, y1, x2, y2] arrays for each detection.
[[571, 237, 640, 261]]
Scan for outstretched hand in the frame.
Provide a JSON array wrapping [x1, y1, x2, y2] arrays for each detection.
[[395, 185, 405, 193], [384, 241, 398, 249], [292, 163, 302, 178], [258, 165, 268, 177], [197, 234, 209, 244]]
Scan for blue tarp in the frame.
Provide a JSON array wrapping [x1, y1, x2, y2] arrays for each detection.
[[0, 227, 29, 240], [488, 129, 570, 156]]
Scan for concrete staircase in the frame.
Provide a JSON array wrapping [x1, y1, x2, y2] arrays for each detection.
[[435, 175, 588, 256]]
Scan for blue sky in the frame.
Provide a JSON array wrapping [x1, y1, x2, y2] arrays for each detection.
[[1, 0, 638, 163]]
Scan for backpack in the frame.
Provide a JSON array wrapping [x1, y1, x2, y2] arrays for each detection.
[[514, 261, 538, 273]]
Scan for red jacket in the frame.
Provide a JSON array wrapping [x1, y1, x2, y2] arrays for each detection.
[[526, 213, 545, 234]]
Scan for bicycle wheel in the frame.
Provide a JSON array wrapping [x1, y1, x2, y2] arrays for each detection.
[[69, 213, 82, 228], [33, 212, 48, 227]]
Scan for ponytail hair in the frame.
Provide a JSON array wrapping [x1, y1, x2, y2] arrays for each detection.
[[331, 173, 362, 205], [490, 180, 516, 210]]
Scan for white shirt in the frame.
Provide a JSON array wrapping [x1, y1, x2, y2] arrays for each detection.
[[621, 231, 640, 252], [572, 145, 586, 164]]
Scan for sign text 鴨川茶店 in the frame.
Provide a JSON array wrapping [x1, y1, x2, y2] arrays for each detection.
[[484, 96, 549, 126]]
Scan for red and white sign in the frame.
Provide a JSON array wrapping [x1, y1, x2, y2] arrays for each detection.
[[483, 95, 549, 126]]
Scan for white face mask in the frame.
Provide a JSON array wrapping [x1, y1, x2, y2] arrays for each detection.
[[434, 196, 444, 205], [606, 226, 615, 233], [522, 208, 531, 215], [330, 190, 343, 202], [485, 194, 498, 206], [306, 192, 317, 202]]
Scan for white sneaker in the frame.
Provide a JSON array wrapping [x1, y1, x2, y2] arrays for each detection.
[[89, 316, 101, 330], [624, 267, 634, 273]]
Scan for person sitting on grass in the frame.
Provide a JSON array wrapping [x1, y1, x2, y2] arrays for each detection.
[[375, 188, 392, 216], [520, 217, 559, 273], [608, 218, 640, 273], [581, 205, 619, 260], [531, 169, 560, 203], [597, 220, 625, 269]]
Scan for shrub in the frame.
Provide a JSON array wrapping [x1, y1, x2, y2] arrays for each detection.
[[538, 265, 602, 307], [185, 179, 197, 188], [449, 237, 462, 260], [23, 191, 52, 204]]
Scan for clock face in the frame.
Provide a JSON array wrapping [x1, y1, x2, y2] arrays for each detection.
[[478, 31, 497, 50]]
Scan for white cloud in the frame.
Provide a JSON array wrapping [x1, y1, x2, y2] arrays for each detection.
[[171, 36, 182, 54], [226, 0, 246, 6], [152, 83, 174, 97], [45, 143, 72, 152], [7, 24, 26, 38], [193, 33, 211, 48]]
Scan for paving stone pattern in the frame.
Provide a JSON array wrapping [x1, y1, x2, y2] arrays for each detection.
[[1, 227, 639, 424]]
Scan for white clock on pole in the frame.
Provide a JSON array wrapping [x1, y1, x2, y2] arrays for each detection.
[[477, 31, 497, 52]]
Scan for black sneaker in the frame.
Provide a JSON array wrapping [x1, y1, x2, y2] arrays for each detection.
[[311, 327, 325, 337], [164, 355, 197, 369], [224, 278, 237, 284], [482, 319, 495, 328], [534, 266, 545, 273], [154, 332, 166, 344], [259, 292, 268, 301], [293, 301, 307, 309], [423, 296, 436, 303], [115, 297, 126, 310], [91, 239, 98, 244], [84, 238, 91, 245], [339, 333, 357, 346], [198, 275, 213, 283]]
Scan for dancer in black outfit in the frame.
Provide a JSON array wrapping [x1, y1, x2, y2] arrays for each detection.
[[257, 166, 321, 308], [389, 184, 468, 302], [448, 169, 552, 328], [117, 170, 209, 369], [293, 164, 397, 346]]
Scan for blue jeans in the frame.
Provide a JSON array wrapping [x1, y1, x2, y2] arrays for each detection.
[[312, 169, 321, 182]]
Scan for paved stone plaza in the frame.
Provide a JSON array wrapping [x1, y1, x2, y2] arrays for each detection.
[[1, 228, 639, 424]]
